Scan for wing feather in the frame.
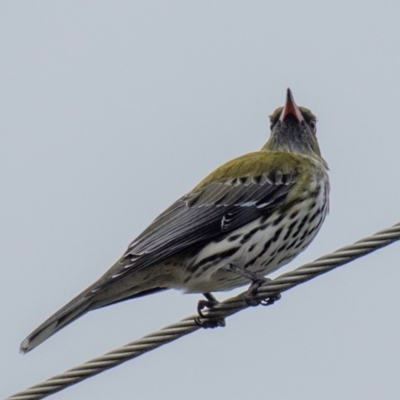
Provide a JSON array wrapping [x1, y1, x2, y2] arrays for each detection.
[[93, 169, 298, 289]]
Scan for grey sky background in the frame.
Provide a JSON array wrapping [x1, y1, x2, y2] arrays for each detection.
[[2, 2, 400, 399]]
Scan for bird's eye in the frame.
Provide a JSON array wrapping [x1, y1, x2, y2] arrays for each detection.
[[309, 120, 317, 134]]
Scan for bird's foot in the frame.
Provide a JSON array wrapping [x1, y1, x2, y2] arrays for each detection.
[[244, 278, 281, 306], [194, 293, 226, 328], [197, 293, 219, 318], [226, 264, 281, 307]]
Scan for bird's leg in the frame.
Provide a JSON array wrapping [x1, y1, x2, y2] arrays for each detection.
[[195, 293, 226, 329], [227, 264, 281, 307]]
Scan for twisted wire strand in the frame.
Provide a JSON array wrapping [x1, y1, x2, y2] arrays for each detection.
[[6, 222, 400, 400]]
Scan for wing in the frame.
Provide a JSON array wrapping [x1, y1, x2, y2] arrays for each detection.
[[99, 168, 298, 286]]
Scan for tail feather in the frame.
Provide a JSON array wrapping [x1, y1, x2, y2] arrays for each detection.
[[95, 287, 167, 308], [20, 293, 93, 354], [20, 252, 171, 354], [20, 282, 168, 353]]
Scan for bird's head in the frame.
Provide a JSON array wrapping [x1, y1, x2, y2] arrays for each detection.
[[263, 89, 321, 158]]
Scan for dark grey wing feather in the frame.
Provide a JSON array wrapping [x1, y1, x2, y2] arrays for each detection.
[[98, 170, 297, 287]]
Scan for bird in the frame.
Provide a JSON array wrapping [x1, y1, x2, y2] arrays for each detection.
[[20, 88, 329, 353]]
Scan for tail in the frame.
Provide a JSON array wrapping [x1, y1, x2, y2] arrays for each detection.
[[20, 282, 168, 353], [20, 254, 172, 354], [20, 289, 95, 354]]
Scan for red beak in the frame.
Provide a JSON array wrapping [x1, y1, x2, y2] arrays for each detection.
[[279, 88, 304, 123]]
